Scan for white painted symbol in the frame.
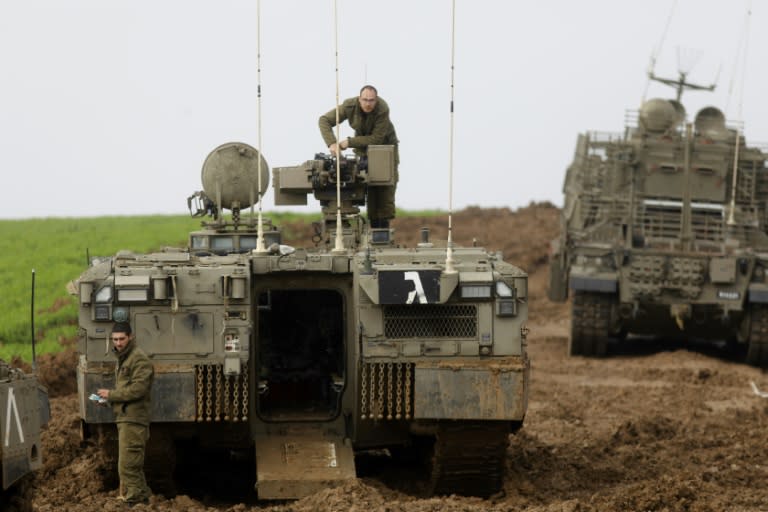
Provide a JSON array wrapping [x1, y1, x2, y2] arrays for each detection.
[[4, 387, 25, 447], [404, 271, 428, 304]]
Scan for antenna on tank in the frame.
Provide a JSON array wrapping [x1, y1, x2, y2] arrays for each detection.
[[331, 0, 345, 253], [444, 0, 457, 274], [253, 0, 268, 253], [727, 2, 752, 226], [642, 0, 677, 105], [30, 269, 37, 371]]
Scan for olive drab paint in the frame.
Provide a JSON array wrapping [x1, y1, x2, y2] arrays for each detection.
[[0, 360, 50, 490], [549, 71, 768, 367], [72, 142, 530, 499]]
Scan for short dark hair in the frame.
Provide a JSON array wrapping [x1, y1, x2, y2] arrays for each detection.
[[112, 322, 132, 335], [359, 85, 378, 96]]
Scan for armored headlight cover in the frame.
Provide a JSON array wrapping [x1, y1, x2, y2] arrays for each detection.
[[495, 281, 514, 297], [94, 286, 113, 303], [460, 284, 492, 299], [117, 289, 149, 302]]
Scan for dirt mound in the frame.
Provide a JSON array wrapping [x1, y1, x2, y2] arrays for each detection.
[[20, 206, 768, 511]]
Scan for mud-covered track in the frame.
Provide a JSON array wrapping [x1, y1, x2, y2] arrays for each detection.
[[428, 422, 511, 497], [747, 303, 768, 367], [570, 291, 613, 357]]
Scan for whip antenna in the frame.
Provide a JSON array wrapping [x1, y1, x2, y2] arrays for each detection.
[[727, 1, 752, 226], [30, 269, 37, 371], [254, 0, 268, 253], [331, 0, 345, 253], [444, 0, 457, 274]]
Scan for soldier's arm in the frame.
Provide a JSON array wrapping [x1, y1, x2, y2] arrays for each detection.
[[108, 359, 153, 403], [319, 106, 347, 147]]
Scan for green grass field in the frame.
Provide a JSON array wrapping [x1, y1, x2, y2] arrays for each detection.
[[0, 212, 312, 361], [0, 209, 434, 361]]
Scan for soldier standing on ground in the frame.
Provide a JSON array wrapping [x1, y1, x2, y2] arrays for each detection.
[[319, 84, 400, 229], [97, 321, 154, 507]]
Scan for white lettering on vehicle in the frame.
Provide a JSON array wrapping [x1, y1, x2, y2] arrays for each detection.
[[404, 271, 428, 304], [4, 387, 25, 446]]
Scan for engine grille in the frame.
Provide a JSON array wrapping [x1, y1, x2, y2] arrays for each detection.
[[383, 304, 477, 339]]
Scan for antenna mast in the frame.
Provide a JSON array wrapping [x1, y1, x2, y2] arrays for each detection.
[[31, 269, 37, 371], [642, 0, 678, 104], [331, 0, 345, 253], [647, 69, 716, 102], [254, 0, 268, 253], [727, 2, 752, 225], [444, 0, 457, 274]]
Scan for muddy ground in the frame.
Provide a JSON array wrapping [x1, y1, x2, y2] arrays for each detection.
[[11, 204, 768, 511]]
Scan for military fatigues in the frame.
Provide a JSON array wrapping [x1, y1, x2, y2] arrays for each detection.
[[109, 340, 154, 504], [319, 96, 399, 226]]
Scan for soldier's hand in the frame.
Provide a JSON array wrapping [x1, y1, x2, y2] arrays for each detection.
[[328, 143, 340, 156], [96, 389, 110, 399]]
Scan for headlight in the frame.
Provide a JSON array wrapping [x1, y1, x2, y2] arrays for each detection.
[[495, 281, 513, 297], [460, 285, 492, 299], [117, 289, 149, 302], [94, 286, 113, 303]]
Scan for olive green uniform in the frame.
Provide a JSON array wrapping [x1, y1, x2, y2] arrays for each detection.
[[109, 340, 154, 504], [319, 96, 399, 225]]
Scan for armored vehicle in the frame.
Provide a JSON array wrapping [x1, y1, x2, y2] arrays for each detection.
[[74, 142, 530, 498], [0, 359, 50, 490], [549, 72, 768, 367]]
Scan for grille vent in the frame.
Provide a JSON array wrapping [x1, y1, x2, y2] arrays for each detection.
[[384, 304, 477, 339]]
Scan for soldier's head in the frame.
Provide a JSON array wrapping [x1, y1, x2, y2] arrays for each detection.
[[358, 85, 378, 113], [111, 322, 133, 353]]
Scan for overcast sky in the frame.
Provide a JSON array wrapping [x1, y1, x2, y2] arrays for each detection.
[[1, 0, 765, 220]]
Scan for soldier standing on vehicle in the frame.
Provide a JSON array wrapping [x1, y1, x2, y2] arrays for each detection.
[[319, 84, 400, 229], [97, 321, 154, 506]]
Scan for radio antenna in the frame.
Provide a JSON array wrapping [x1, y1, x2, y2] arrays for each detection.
[[254, 0, 268, 253], [444, 0, 457, 274], [331, 0, 345, 253], [642, 0, 678, 104], [30, 269, 37, 371], [727, 1, 751, 225]]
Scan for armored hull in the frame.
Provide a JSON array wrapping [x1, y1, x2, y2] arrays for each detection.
[[0, 360, 50, 490], [549, 90, 768, 367], [74, 144, 530, 498]]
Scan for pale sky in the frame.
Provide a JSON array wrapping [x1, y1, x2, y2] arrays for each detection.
[[1, 0, 766, 219]]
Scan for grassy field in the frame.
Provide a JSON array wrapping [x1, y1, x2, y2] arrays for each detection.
[[0, 211, 319, 362]]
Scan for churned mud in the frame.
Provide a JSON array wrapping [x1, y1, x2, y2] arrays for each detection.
[[13, 204, 768, 511]]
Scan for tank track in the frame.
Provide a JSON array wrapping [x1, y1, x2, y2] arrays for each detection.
[[570, 291, 613, 357], [747, 304, 768, 368], [428, 421, 510, 497]]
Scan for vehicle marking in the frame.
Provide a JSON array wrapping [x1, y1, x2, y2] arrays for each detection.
[[4, 387, 25, 446], [404, 271, 428, 304]]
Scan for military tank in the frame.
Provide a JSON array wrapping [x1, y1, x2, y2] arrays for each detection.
[[73, 142, 530, 499], [0, 359, 50, 490], [549, 71, 768, 367]]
